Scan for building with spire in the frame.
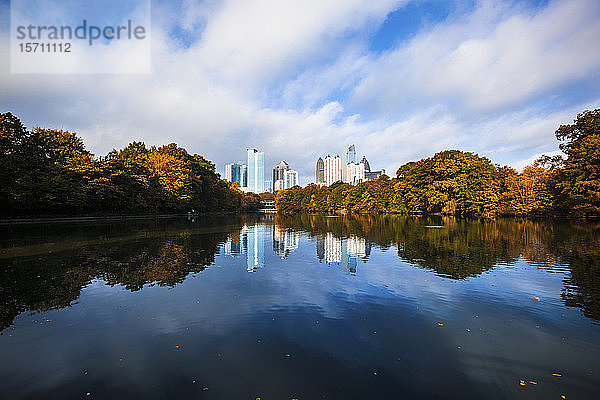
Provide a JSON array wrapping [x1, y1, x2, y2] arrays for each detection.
[[359, 156, 370, 172], [315, 157, 325, 185]]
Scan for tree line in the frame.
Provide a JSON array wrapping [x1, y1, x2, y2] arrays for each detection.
[[0, 112, 260, 217], [276, 109, 600, 217]]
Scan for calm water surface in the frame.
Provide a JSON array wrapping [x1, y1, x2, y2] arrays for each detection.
[[1, 214, 599, 399]]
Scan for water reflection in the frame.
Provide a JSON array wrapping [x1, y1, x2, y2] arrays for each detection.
[[1, 214, 600, 329], [1, 214, 600, 399], [274, 214, 600, 321]]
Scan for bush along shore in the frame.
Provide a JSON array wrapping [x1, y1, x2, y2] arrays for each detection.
[[276, 109, 600, 218], [0, 112, 261, 218]]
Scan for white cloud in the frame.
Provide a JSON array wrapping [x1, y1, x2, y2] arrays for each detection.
[[1, 0, 599, 186]]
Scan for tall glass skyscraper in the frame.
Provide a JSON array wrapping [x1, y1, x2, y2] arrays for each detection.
[[341, 144, 356, 182], [224, 163, 246, 186], [247, 148, 265, 194]]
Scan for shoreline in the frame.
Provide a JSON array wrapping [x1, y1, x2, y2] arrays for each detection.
[[0, 211, 257, 225]]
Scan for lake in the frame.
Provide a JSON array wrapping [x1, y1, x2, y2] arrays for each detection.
[[1, 214, 599, 399]]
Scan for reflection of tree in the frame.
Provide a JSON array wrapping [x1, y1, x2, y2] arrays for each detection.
[[2, 215, 599, 329], [275, 214, 600, 321], [0, 216, 258, 330], [551, 223, 600, 322]]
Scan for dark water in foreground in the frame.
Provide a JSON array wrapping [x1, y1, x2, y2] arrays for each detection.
[[1, 214, 599, 399]]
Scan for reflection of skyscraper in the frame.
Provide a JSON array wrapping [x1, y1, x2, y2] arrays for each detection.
[[321, 234, 366, 274], [247, 148, 265, 194], [341, 240, 357, 274], [246, 224, 267, 271], [316, 234, 325, 261], [325, 232, 341, 263], [273, 225, 300, 257], [347, 236, 366, 258], [222, 228, 247, 256]]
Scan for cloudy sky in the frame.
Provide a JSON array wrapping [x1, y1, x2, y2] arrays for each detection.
[[1, 0, 599, 184]]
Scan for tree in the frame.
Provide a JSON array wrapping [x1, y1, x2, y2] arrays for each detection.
[[554, 109, 600, 215]]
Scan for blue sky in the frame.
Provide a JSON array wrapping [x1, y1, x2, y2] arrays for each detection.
[[1, 0, 599, 184]]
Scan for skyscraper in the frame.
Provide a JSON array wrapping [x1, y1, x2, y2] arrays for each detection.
[[273, 161, 289, 185], [359, 156, 371, 172], [315, 157, 325, 185], [224, 163, 246, 186], [346, 161, 365, 184], [274, 179, 284, 192], [264, 179, 273, 193], [246, 148, 264, 194], [241, 165, 247, 188], [341, 144, 356, 182], [283, 169, 298, 189], [324, 155, 341, 186]]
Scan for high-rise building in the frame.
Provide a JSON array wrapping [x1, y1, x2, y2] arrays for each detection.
[[274, 179, 284, 192], [224, 163, 246, 187], [315, 157, 325, 185], [273, 161, 289, 185], [284, 169, 298, 189], [324, 155, 341, 186], [346, 162, 365, 184], [341, 144, 356, 182], [246, 148, 265, 194], [360, 156, 371, 172], [264, 179, 273, 193], [359, 156, 385, 181]]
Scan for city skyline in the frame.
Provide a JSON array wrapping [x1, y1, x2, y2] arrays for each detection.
[[223, 150, 301, 192], [3, 0, 599, 186]]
